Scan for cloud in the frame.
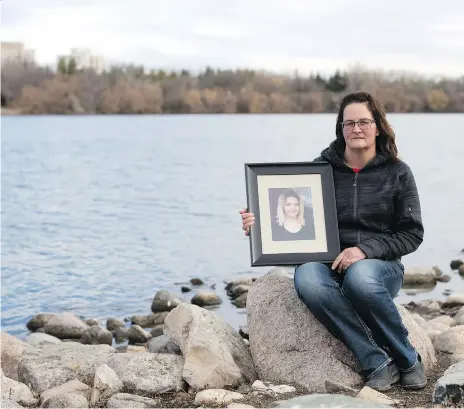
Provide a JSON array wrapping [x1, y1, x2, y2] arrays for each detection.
[[1, 0, 463, 77]]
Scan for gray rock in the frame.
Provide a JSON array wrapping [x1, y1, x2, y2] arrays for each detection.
[[459, 264, 464, 276], [225, 277, 256, 292], [1, 332, 33, 381], [433, 359, 464, 407], [434, 326, 464, 366], [227, 284, 251, 299], [147, 335, 181, 354], [150, 290, 184, 313], [1, 398, 24, 408], [191, 291, 222, 307], [450, 260, 463, 270], [403, 266, 440, 285], [267, 267, 291, 277], [89, 364, 123, 407], [325, 380, 359, 397], [121, 353, 185, 396], [247, 274, 436, 393], [41, 393, 88, 408], [128, 325, 152, 344], [26, 333, 61, 347], [40, 379, 89, 406], [106, 393, 159, 408], [114, 326, 130, 341], [43, 312, 89, 339], [437, 275, 452, 283], [164, 303, 257, 390], [80, 325, 113, 345], [232, 293, 248, 308], [18, 342, 116, 393], [274, 393, 391, 408], [85, 319, 100, 326], [149, 325, 164, 338], [26, 314, 56, 332], [106, 319, 125, 332], [239, 326, 249, 340], [106, 353, 139, 380], [428, 316, 457, 327], [1, 373, 39, 407], [443, 294, 464, 308], [130, 314, 159, 328]]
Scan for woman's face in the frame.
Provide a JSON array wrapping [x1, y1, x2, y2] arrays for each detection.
[[283, 196, 300, 218], [342, 102, 378, 151]]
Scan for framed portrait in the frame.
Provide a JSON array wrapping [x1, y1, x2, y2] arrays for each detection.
[[244, 161, 340, 266]]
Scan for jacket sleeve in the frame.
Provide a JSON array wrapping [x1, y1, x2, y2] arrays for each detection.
[[356, 164, 424, 260]]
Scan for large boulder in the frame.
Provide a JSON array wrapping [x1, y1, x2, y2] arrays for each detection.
[[121, 353, 185, 396], [18, 342, 116, 393], [247, 274, 436, 393], [1, 372, 39, 407], [1, 332, 33, 381], [43, 312, 89, 339], [164, 303, 257, 390]]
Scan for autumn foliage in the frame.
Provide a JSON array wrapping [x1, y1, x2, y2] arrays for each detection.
[[2, 62, 463, 114]]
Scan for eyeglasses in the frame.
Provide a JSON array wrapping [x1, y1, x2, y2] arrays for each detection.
[[341, 119, 375, 131]]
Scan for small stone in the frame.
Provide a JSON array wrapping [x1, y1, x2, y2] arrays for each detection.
[[181, 286, 191, 293], [191, 292, 222, 307], [194, 389, 244, 406], [190, 278, 204, 285], [239, 325, 249, 339], [232, 293, 247, 308], [459, 264, 464, 276], [436, 275, 452, 283], [151, 290, 184, 313], [450, 259, 463, 270], [128, 325, 152, 344], [106, 318, 125, 332], [80, 324, 113, 345], [150, 325, 164, 338], [85, 318, 100, 326], [357, 386, 399, 406]]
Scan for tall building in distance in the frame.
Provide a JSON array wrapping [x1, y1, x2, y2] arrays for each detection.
[[1, 42, 36, 66], [58, 48, 106, 74]]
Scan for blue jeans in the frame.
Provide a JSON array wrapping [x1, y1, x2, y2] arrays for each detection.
[[294, 259, 418, 379]]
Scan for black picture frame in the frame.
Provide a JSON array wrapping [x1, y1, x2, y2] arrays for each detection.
[[244, 161, 340, 267]]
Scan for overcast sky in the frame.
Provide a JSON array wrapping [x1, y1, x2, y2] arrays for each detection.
[[2, 0, 464, 77]]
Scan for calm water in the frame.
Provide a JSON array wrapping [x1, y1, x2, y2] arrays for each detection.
[[2, 114, 464, 339]]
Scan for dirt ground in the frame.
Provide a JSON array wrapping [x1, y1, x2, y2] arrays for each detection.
[[152, 361, 446, 408]]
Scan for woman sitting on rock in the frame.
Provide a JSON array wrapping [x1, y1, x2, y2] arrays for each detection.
[[239, 91, 427, 392]]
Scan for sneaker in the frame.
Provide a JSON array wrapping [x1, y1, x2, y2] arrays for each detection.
[[365, 362, 400, 392], [400, 356, 427, 390]]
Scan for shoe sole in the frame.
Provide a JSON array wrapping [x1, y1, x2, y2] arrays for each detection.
[[368, 372, 400, 392], [401, 381, 427, 390]]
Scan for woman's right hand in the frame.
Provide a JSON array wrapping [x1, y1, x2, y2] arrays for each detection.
[[239, 208, 255, 236]]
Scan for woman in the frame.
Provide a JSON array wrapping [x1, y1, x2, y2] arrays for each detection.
[[239, 91, 426, 392], [272, 188, 315, 241]]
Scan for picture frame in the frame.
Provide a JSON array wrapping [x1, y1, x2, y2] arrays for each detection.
[[244, 161, 340, 267]]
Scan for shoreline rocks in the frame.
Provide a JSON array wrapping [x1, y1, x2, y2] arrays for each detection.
[[2, 265, 464, 408]]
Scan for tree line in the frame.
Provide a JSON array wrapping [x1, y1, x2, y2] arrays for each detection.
[[1, 60, 463, 114]]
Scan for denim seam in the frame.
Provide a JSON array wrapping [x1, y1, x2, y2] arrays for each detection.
[[340, 287, 387, 354], [366, 357, 393, 380]]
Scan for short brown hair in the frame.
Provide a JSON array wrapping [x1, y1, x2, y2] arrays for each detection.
[[333, 92, 398, 161]]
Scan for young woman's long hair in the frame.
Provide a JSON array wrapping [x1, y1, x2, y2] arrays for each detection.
[[276, 188, 305, 227], [333, 91, 399, 161]]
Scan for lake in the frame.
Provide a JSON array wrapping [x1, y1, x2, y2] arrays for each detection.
[[1, 113, 463, 339]]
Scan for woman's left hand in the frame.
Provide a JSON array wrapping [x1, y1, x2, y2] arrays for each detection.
[[332, 247, 366, 273]]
